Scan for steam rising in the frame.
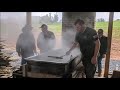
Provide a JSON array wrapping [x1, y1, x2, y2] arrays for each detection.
[[62, 28, 76, 48], [61, 28, 82, 58], [16, 29, 36, 58], [37, 31, 56, 53]]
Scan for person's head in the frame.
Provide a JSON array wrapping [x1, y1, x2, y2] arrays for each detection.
[[74, 19, 85, 32], [40, 24, 48, 33], [22, 24, 32, 33], [98, 29, 103, 37]]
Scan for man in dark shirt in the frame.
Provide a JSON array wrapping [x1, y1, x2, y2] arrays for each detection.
[[37, 24, 56, 53], [16, 25, 37, 65], [97, 29, 108, 77], [66, 19, 100, 78]]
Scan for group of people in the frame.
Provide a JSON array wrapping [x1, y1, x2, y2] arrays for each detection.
[[16, 24, 56, 65], [16, 19, 107, 78]]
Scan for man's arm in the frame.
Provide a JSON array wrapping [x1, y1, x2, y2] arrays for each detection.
[[32, 34, 37, 53], [50, 32, 56, 49], [103, 37, 108, 54], [94, 39, 100, 57], [91, 39, 100, 64], [37, 33, 41, 50], [66, 42, 78, 55], [66, 32, 79, 55], [16, 35, 21, 57], [91, 29, 100, 64]]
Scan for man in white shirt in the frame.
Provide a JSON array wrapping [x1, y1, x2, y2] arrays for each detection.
[[37, 24, 56, 53]]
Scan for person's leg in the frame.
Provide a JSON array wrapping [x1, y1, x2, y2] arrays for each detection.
[[86, 63, 96, 78], [82, 58, 96, 78], [97, 55, 102, 77], [21, 58, 27, 65]]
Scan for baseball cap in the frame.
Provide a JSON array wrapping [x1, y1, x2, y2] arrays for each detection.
[[39, 24, 47, 28]]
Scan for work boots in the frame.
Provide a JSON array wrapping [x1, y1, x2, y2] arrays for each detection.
[[98, 71, 102, 77]]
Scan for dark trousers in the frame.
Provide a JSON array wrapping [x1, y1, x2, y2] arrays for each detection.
[[82, 57, 96, 78], [21, 58, 27, 65]]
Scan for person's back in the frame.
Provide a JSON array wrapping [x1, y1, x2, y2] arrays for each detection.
[[16, 25, 36, 65], [17, 32, 35, 57]]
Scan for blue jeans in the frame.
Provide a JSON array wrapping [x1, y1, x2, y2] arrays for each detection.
[[97, 55, 103, 72]]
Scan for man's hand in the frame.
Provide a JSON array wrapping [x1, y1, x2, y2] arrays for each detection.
[[34, 52, 39, 56], [66, 42, 78, 56], [91, 56, 97, 64], [66, 50, 71, 55]]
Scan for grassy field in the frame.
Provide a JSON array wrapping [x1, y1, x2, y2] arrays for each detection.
[[40, 21, 120, 38], [95, 20, 120, 31], [1, 21, 120, 38], [48, 23, 62, 33], [95, 20, 120, 38], [32, 23, 62, 34]]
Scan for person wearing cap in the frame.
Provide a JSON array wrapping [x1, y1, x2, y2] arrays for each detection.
[[37, 24, 56, 53], [16, 24, 37, 65], [97, 29, 108, 77], [66, 19, 100, 78]]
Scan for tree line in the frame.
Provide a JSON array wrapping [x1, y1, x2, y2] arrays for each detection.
[[38, 13, 59, 24]]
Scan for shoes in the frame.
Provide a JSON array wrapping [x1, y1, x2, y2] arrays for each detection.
[[98, 71, 102, 77]]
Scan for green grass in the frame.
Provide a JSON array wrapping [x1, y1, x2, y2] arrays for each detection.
[[95, 22, 109, 32], [95, 21, 120, 32], [33, 21, 120, 38], [46, 21, 120, 38], [32, 23, 62, 33], [95, 21, 120, 38], [1, 21, 120, 38], [48, 23, 62, 33]]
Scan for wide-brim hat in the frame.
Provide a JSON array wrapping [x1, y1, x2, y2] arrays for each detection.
[[22, 24, 33, 32]]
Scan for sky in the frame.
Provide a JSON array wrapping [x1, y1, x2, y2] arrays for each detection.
[[96, 12, 120, 21], [32, 12, 120, 21], [32, 12, 62, 21], [1, 12, 120, 21]]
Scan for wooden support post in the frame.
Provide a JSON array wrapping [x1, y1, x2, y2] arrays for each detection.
[[104, 12, 114, 78], [22, 64, 28, 77], [26, 12, 31, 26], [0, 12, 1, 29]]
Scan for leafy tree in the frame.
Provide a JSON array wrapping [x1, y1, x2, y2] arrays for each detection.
[[97, 18, 105, 22], [53, 13, 58, 22]]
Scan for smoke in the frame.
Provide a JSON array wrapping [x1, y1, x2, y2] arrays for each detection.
[[48, 38, 56, 49], [0, 12, 26, 48], [37, 31, 56, 53], [16, 29, 36, 58], [60, 28, 82, 58], [62, 28, 76, 48], [36, 28, 82, 59]]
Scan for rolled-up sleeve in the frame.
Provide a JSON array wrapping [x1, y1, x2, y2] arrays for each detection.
[[75, 32, 79, 43], [92, 30, 98, 41]]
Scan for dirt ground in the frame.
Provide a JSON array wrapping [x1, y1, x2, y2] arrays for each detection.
[[2, 31, 120, 60], [111, 38, 120, 60]]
